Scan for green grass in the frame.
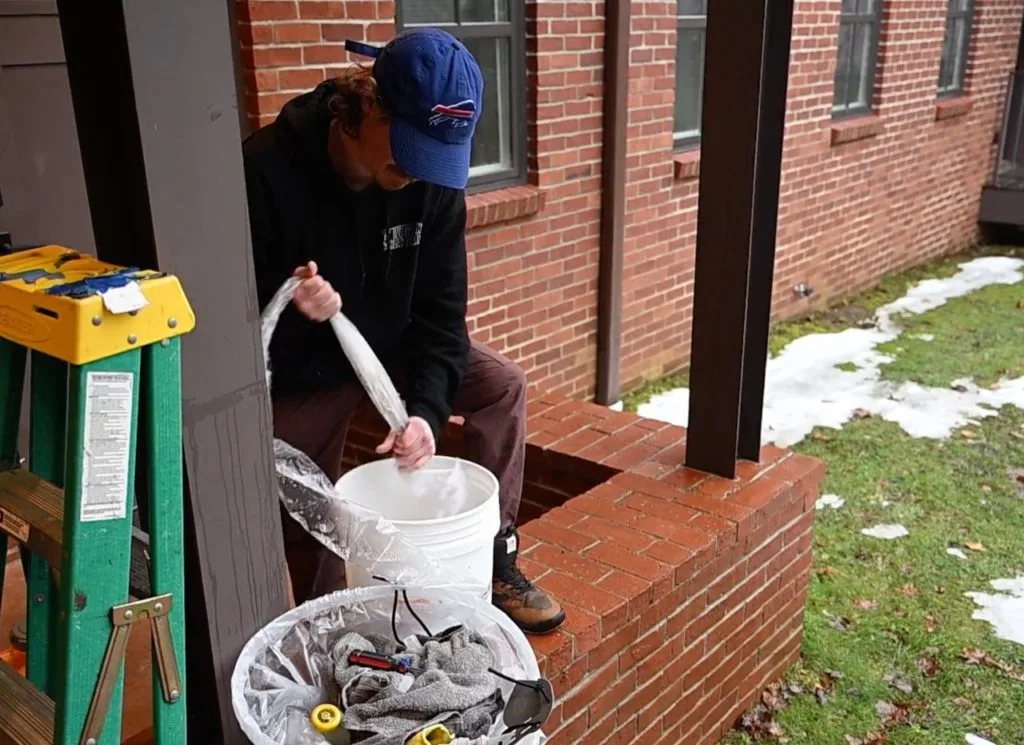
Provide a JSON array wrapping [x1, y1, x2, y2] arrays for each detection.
[[622, 248, 1024, 744], [877, 269, 1024, 389], [722, 410, 1024, 745]]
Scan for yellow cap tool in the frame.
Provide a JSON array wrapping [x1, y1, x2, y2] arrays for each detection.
[[310, 704, 343, 732], [405, 723, 454, 745]]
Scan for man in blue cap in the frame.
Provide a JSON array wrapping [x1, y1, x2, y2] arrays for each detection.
[[243, 27, 566, 634]]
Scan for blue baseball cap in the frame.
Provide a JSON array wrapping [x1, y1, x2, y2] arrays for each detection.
[[345, 29, 484, 190]]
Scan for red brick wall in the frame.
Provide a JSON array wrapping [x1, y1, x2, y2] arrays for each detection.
[[339, 391, 824, 744], [237, 0, 1024, 398]]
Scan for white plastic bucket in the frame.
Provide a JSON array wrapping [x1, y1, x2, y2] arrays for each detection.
[[335, 456, 501, 598]]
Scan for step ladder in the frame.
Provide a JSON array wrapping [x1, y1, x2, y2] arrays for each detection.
[[0, 245, 195, 745]]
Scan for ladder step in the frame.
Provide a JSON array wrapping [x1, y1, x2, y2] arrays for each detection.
[[0, 470, 63, 571], [0, 659, 54, 745]]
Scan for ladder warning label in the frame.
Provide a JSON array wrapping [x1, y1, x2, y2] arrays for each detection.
[[81, 372, 134, 523]]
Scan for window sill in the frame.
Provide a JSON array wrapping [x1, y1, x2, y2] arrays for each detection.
[[935, 95, 973, 121], [673, 149, 701, 181], [830, 114, 883, 147], [465, 185, 545, 232]]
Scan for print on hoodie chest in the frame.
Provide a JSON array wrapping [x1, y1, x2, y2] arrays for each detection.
[[381, 222, 423, 253]]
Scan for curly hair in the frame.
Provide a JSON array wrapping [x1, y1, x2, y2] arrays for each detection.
[[325, 65, 387, 138]]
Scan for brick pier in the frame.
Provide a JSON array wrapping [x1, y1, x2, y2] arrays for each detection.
[[346, 393, 824, 745]]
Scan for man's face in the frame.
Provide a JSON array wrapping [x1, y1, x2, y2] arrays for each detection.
[[358, 107, 415, 191]]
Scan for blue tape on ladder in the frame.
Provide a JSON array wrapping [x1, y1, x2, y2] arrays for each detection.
[[0, 269, 65, 284], [44, 268, 143, 299]]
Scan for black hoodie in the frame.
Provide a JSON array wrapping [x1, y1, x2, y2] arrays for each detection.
[[242, 81, 470, 439]]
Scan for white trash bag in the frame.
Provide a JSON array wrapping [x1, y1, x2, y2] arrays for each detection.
[[232, 279, 551, 744], [231, 586, 550, 745], [261, 276, 470, 589]]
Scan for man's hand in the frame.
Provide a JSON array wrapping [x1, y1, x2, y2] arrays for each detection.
[[376, 416, 435, 470], [292, 261, 342, 322]]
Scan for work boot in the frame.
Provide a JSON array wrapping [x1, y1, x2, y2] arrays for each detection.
[[492, 527, 565, 635]]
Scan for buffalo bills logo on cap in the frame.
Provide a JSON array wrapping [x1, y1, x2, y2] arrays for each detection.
[[428, 100, 477, 128]]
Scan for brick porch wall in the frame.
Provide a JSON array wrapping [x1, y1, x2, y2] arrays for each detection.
[[342, 396, 824, 744], [236, 0, 1024, 397]]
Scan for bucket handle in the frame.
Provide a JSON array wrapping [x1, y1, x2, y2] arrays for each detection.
[[259, 276, 410, 433]]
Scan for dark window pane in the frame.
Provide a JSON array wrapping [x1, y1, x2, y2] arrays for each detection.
[[678, 0, 706, 16], [841, 0, 857, 13], [951, 0, 969, 12], [833, 21, 854, 109], [462, 37, 512, 173], [858, 0, 878, 13], [851, 21, 874, 107], [938, 16, 956, 90], [459, 0, 509, 23], [402, 0, 456, 24], [674, 27, 705, 138]]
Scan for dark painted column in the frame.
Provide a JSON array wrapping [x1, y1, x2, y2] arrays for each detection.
[[685, 0, 795, 478], [56, 1, 289, 742], [595, 0, 630, 406]]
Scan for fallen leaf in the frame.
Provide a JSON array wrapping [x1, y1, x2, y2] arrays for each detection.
[[935, 586, 946, 594], [787, 682, 804, 695], [964, 541, 986, 552], [917, 657, 941, 677], [817, 566, 837, 579], [812, 432, 832, 442], [815, 685, 829, 705], [825, 669, 845, 681], [952, 382, 969, 393], [962, 648, 984, 664], [853, 408, 872, 419], [845, 736, 864, 745], [925, 613, 940, 633], [961, 428, 976, 438], [953, 696, 975, 711], [981, 484, 992, 493], [899, 564, 914, 575], [855, 598, 879, 611], [897, 584, 920, 597], [884, 673, 914, 694]]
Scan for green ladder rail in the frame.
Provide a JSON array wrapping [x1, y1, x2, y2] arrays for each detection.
[[0, 245, 195, 745]]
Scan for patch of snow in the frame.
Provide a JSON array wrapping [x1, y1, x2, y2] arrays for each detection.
[[815, 493, 845, 510], [861, 523, 909, 540], [637, 257, 1024, 446], [607, 400, 624, 412], [965, 576, 1024, 647], [947, 547, 968, 560], [916, 333, 936, 342], [966, 734, 997, 745]]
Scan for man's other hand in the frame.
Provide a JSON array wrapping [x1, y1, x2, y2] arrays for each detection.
[[292, 261, 342, 322], [376, 416, 435, 470]]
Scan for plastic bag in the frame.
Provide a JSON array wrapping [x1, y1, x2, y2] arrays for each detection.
[[231, 585, 547, 745], [262, 277, 467, 588]]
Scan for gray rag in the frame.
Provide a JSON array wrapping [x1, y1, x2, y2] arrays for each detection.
[[332, 628, 503, 745]]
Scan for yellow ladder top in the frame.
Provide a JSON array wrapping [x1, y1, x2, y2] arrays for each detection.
[[0, 245, 195, 364]]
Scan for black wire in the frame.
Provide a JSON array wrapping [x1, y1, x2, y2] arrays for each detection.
[[402, 589, 433, 637], [390, 590, 402, 648]]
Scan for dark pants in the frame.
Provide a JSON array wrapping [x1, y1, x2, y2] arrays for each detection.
[[273, 340, 527, 604]]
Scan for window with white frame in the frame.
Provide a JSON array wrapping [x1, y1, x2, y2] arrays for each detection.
[[832, 0, 884, 118], [396, 0, 526, 190], [938, 0, 973, 96], [674, 0, 707, 147]]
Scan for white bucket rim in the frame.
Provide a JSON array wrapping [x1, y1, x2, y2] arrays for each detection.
[[334, 455, 500, 528]]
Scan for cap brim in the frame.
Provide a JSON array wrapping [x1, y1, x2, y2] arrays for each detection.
[[389, 116, 471, 190]]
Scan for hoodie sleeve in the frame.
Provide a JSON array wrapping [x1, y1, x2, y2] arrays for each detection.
[[243, 146, 307, 376], [403, 187, 471, 439]]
